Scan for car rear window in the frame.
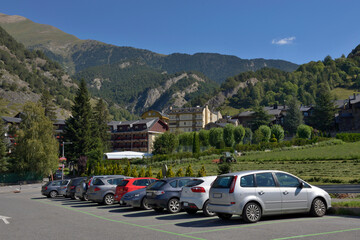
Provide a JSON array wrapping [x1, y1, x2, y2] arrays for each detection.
[[185, 179, 204, 187], [212, 176, 234, 188], [148, 180, 166, 190], [60, 180, 69, 185], [118, 180, 129, 186]]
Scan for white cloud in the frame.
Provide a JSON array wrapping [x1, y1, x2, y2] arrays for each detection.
[[272, 36, 296, 45]]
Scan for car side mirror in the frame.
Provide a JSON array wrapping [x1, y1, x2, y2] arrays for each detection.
[[299, 182, 304, 188]]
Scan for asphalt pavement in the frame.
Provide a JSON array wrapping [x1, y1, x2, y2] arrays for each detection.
[[0, 185, 359, 240]]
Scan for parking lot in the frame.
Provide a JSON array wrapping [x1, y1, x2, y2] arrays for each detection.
[[0, 186, 359, 240]]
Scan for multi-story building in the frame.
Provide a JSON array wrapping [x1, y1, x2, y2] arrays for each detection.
[[110, 118, 168, 153], [167, 105, 221, 133]]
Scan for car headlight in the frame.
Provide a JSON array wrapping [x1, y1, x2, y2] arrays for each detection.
[[134, 193, 140, 197]]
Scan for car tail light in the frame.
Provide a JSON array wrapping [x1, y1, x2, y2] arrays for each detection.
[[191, 187, 205, 193], [154, 190, 165, 195], [70, 186, 76, 190], [229, 176, 238, 193], [124, 187, 128, 192], [94, 187, 101, 192], [88, 178, 92, 187], [44, 187, 47, 190]]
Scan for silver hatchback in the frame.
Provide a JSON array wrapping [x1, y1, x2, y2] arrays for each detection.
[[208, 170, 331, 223]]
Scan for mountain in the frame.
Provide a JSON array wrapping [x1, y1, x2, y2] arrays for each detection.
[[73, 60, 218, 114], [210, 44, 360, 113], [0, 13, 298, 84], [0, 25, 76, 118]]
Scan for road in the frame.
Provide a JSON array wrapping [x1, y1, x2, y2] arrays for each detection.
[[0, 185, 359, 240], [317, 184, 360, 193]]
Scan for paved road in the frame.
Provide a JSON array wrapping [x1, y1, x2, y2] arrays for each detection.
[[317, 184, 360, 193], [0, 186, 359, 240]]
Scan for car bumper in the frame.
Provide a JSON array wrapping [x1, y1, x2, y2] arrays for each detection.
[[180, 196, 206, 210], [208, 203, 240, 215]]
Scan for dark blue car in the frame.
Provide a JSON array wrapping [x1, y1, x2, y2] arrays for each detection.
[[146, 177, 194, 213]]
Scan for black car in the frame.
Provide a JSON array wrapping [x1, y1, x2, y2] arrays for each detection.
[[65, 177, 87, 199], [146, 177, 194, 213]]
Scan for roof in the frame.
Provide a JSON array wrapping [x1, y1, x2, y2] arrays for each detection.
[[350, 94, 360, 104], [1, 116, 21, 123], [104, 151, 153, 159]]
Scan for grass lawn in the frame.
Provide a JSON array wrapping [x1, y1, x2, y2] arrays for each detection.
[[332, 87, 360, 100]]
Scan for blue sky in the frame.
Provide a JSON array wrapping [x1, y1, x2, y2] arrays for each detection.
[[2, 0, 360, 64]]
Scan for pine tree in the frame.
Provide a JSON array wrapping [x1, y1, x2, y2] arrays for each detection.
[[92, 99, 111, 151], [64, 79, 93, 164], [197, 165, 206, 177], [284, 96, 303, 135], [249, 106, 271, 131], [139, 167, 146, 177], [192, 132, 200, 154], [0, 120, 9, 172], [123, 161, 131, 176], [223, 124, 235, 147], [166, 166, 175, 178], [116, 164, 123, 175], [39, 89, 57, 120], [185, 164, 194, 177], [175, 168, 184, 177], [156, 169, 163, 179], [131, 166, 138, 177], [13, 102, 59, 177], [145, 166, 153, 177], [311, 86, 336, 131]]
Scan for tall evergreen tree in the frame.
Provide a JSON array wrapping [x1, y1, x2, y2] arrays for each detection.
[[93, 98, 111, 151], [13, 102, 59, 177], [223, 124, 235, 147], [0, 120, 9, 172], [284, 96, 303, 135], [39, 90, 57, 120], [64, 79, 93, 163], [192, 132, 200, 154], [311, 86, 336, 131], [249, 106, 271, 131]]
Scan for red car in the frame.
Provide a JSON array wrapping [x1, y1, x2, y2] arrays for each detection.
[[115, 177, 157, 203]]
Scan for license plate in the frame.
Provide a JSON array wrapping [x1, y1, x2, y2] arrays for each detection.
[[183, 202, 188, 206], [213, 193, 222, 198]]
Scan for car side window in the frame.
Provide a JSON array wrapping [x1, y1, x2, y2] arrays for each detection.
[[178, 179, 190, 188], [169, 180, 177, 188], [134, 179, 148, 186], [148, 179, 156, 184], [255, 173, 276, 187], [93, 178, 105, 185], [275, 173, 300, 187], [52, 181, 60, 186], [240, 174, 255, 187]]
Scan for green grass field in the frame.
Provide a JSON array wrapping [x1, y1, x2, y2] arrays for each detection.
[[332, 87, 360, 100]]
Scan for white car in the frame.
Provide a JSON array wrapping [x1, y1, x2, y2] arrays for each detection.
[[208, 170, 331, 223], [180, 176, 217, 216]]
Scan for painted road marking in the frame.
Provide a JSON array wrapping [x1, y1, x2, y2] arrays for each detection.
[[184, 216, 337, 235], [272, 228, 360, 240], [0, 215, 11, 224], [34, 199, 207, 240]]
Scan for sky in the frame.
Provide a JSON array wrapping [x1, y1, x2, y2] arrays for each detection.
[[1, 0, 360, 64]]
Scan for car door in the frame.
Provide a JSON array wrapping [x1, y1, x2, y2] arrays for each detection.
[[274, 172, 308, 213], [255, 172, 282, 214]]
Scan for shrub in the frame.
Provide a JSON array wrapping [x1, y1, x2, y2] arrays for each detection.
[[297, 124, 312, 139], [336, 133, 360, 142], [253, 125, 271, 143], [217, 163, 232, 175], [271, 124, 284, 142]]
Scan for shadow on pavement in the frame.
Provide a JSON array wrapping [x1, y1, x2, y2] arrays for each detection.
[[156, 212, 210, 221], [121, 210, 166, 217]]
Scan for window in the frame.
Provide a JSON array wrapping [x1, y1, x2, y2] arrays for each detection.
[[275, 173, 300, 187], [112, 178, 125, 185], [51, 181, 61, 186], [212, 176, 234, 188], [169, 180, 177, 188], [240, 174, 255, 187], [255, 173, 276, 187], [185, 179, 204, 187], [118, 180, 129, 187], [93, 178, 105, 185], [134, 179, 149, 186], [179, 179, 191, 187], [148, 180, 166, 190]]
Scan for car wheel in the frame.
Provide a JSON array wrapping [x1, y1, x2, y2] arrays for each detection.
[[185, 209, 197, 215], [203, 200, 216, 217], [153, 208, 164, 213], [217, 213, 232, 220], [81, 193, 88, 201], [167, 198, 181, 213], [49, 191, 57, 198], [243, 202, 262, 223], [141, 197, 151, 210], [103, 194, 115, 205], [310, 198, 326, 217]]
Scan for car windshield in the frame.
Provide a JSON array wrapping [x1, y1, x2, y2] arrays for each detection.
[[212, 176, 234, 188], [147, 180, 166, 190], [185, 179, 204, 187]]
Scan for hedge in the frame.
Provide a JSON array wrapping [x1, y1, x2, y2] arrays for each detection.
[[336, 133, 360, 142]]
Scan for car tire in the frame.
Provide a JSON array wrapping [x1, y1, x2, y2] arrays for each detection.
[[141, 197, 151, 210], [83, 193, 88, 201], [243, 202, 262, 223], [217, 213, 232, 220], [103, 194, 115, 205], [153, 208, 164, 213], [185, 209, 197, 215], [310, 198, 326, 217], [49, 190, 57, 198], [70, 194, 76, 200], [203, 200, 216, 217], [167, 198, 181, 213]]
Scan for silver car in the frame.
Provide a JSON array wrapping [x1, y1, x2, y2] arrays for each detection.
[[87, 177, 130, 205], [208, 170, 331, 223]]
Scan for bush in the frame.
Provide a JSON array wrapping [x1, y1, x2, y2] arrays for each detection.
[[297, 124, 312, 139], [253, 125, 271, 143], [217, 163, 232, 175], [336, 133, 360, 142], [271, 124, 284, 142]]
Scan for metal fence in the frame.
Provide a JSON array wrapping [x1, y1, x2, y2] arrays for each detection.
[[0, 172, 43, 185]]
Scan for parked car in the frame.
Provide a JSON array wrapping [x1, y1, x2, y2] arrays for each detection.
[[87, 176, 130, 205], [41, 180, 62, 198], [208, 170, 332, 223], [180, 176, 217, 216], [58, 179, 71, 196], [54, 170, 64, 180], [115, 177, 157, 203], [146, 177, 194, 213], [65, 177, 87, 199], [121, 188, 151, 209], [75, 178, 91, 201]]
